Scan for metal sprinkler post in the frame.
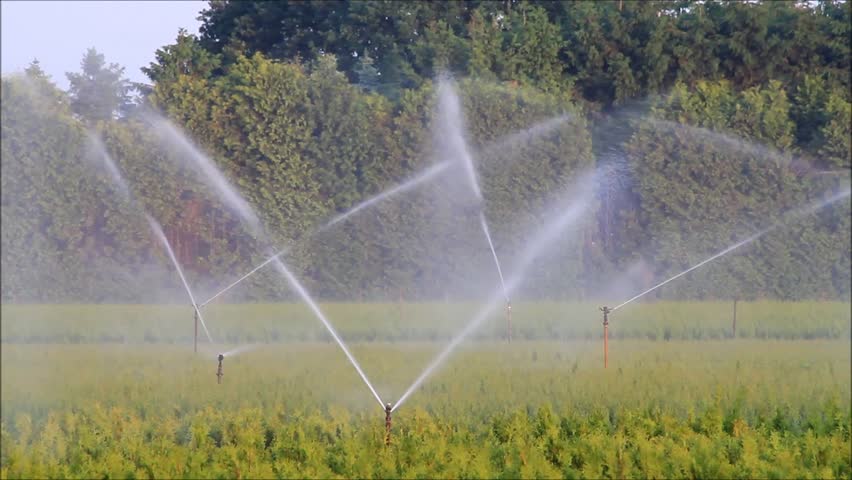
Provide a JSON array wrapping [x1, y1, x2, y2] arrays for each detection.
[[193, 308, 199, 354], [600, 306, 611, 368], [385, 403, 392, 446], [506, 300, 512, 343], [217, 354, 224, 384]]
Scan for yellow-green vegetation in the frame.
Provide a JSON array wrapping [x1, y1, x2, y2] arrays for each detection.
[[2, 323, 850, 478]]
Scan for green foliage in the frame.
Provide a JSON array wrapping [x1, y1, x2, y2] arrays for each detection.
[[3, 2, 850, 302], [141, 29, 222, 85], [190, 1, 851, 107], [1, 338, 849, 478], [1, 302, 849, 345], [624, 80, 850, 300], [66, 48, 134, 123]]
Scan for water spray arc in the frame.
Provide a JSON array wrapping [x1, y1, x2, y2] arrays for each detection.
[[86, 132, 214, 347], [152, 115, 386, 407], [436, 79, 512, 340], [269, 258, 386, 409], [393, 175, 596, 412], [323, 161, 453, 230], [148, 89, 595, 430], [145, 215, 213, 345], [197, 161, 453, 308], [198, 248, 290, 308], [479, 211, 512, 341], [598, 187, 850, 367], [196, 109, 570, 309]]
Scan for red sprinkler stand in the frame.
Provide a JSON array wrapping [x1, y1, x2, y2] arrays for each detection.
[[385, 403, 392, 446], [506, 301, 512, 344], [194, 308, 198, 354], [600, 306, 611, 369]]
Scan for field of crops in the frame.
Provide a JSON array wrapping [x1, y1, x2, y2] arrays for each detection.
[[2, 301, 850, 344], [1, 303, 850, 478]]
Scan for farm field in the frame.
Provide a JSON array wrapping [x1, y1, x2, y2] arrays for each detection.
[[2, 301, 850, 344], [2, 303, 850, 478], [3, 1, 851, 478]]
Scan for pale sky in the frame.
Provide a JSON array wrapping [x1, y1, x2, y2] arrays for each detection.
[[1, 0, 207, 90]]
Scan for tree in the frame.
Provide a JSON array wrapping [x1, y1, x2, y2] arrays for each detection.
[[504, 6, 565, 94], [625, 80, 848, 299], [353, 51, 380, 93], [142, 29, 221, 84], [66, 48, 133, 123], [467, 7, 504, 81]]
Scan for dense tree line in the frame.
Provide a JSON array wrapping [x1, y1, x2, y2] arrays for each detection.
[[1, 0, 849, 302]]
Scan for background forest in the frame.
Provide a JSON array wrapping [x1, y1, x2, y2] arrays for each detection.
[[2, 0, 850, 303]]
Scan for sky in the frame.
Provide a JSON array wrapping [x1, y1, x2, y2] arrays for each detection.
[[1, 0, 207, 90]]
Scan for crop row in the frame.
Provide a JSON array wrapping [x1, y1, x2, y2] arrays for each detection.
[[1, 302, 850, 344]]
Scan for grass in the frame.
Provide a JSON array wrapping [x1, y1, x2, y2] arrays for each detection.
[[1, 303, 850, 478], [1, 301, 850, 344], [2, 340, 849, 423]]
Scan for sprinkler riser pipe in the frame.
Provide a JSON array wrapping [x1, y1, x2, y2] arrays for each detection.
[[194, 309, 198, 354], [506, 301, 512, 344], [385, 403, 392, 446], [600, 306, 611, 369], [217, 354, 224, 384]]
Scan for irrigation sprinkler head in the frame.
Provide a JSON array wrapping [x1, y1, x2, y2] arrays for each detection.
[[216, 354, 224, 384], [505, 300, 513, 343], [600, 306, 611, 326], [385, 402, 393, 446]]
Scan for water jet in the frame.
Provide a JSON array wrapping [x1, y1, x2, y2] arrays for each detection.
[[86, 131, 215, 346], [392, 171, 598, 412], [599, 188, 850, 367], [196, 104, 572, 308]]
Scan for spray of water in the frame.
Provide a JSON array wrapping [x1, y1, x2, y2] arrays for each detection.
[[479, 212, 508, 302], [393, 171, 597, 411], [198, 247, 289, 307], [145, 214, 213, 342], [86, 132, 214, 343], [436, 78, 482, 200], [147, 115, 262, 233], [323, 161, 453, 230], [436, 77, 510, 302], [647, 118, 825, 175], [198, 110, 578, 306], [221, 343, 264, 358], [87, 133, 131, 200], [199, 161, 453, 306], [269, 257, 385, 408], [478, 115, 572, 160], [151, 116, 384, 406], [611, 188, 852, 312]]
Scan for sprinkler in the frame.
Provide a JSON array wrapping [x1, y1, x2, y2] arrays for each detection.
[[385, 402, 392, 446], [600, 306, 611, 368], [216, 354, 224, 384], [506, 300, 512, 343], [193, 307, 199, 354]]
